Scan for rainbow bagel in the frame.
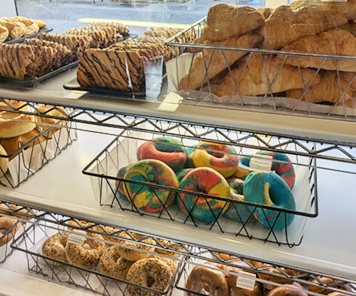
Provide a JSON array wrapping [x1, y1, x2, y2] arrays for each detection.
[[192, 142, 238, 178], [235, 151, 295, 189], [178, 167, 231, 224], [185, 146, 196, 168], [115, 165, 132, 202], [224, 178, 252, 223], [243, 171, 296, 230], [176, 168, 194, 182], [137, 137, 187, 172], [123, 159, 179, 213]]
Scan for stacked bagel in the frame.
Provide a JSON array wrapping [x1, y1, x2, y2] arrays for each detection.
[[42, 220, 182, 296], [0, 100, 69, 178], [115, 137, 297, 230]]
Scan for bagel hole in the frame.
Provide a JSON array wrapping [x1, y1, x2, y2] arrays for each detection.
[[147, 276, 155, 287], [83, 243, 91, 250], [208, 151, 224, 158], [202, 283, 211, 295]]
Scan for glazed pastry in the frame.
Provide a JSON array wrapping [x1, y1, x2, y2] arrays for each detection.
[[199, 4, 265, 42], [65, 27, 106, 48], [192, 142, 238, 178], [280, 29, 356, 72], [137, 137, 187, 172], [215, 53, 320, 97], [243, 171, 296, 230], [260, 5, 347, 49], [178, 167, 231, 224], [123, 159, 178, 213], [86, 21, 129, 36], [179, 33, 263, 91], [80, 24, 123, 47]]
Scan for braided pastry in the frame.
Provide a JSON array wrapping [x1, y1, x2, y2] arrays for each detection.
[[87, 21, 129, 35], [65, 27, 106, 48]]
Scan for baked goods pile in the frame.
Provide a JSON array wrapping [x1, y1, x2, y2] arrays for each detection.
[[77, 27, 196, 92], [115, 136, 297, 230], [0, 100, 68, 177], [185, 259, 352, 296], [0, 16, 47, 43], [178, 2, 356, 109], [42, 220, 181, 296]]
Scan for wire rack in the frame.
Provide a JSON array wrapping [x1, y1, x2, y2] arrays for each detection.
[[0, 220, 24, 263], [82, 125, 318, 247], [0, 104, 77, 188], [11, 221, 185, 296], [3, 205, 355, 296], [165, 18, 356, 120]]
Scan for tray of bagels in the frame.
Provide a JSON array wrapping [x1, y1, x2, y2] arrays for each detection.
[[11, 219, 187, 296], [164, 1, 356, 117], [84, 126, 317, 247]]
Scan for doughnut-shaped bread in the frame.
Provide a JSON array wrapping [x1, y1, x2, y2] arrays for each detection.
[[213, 252, 238, 261], [268, 284, 308, 296], [308, 277, 349, 295], [178, 167, 231, 224], [149, 255, 177, 274], [224, 178, 251, 223], [0, 144, 9, 177], [42, 232, 68, 265], [116, 232, 156, 261], [186, 264, 228, 296], [243, 171, 296, 230], [65, 232, 106, 269], [0, 110, 36, 138], [127, 258, 173, 296], [0, 217, 21, 247], [99, 245, 134, 279], [155, 238, 185, 257], [1, 129, 46, 160], [137, 137, 187, 172], [35, 104, 68, 138], [176, 168, 193, 183], [254, 261, 300, 285], [115, 165, 132, 202], [185, 146, 196, 168], [123, 159, 178, 213], [0, 203, 37, 220], [192, 142, 238, 178]]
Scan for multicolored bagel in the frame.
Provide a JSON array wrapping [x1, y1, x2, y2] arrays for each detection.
[[185, 146, 196, 168], [115, 165, 132, 202], [236, 151, 295, 189], [243, 171, 296, 230], [176, 168, 194, 182], [137, 137, 187, 171], [192, 142, 238, 178], [178, 167, 231, 224], [123, 159, 179, 213], [224, 178, 252, 223]]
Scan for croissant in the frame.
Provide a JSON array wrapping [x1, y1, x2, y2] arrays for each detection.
[[290, 0, 356, 21], [35, 19, 47, 28], [280, 29, 356, 72], [260, 5, 348, 49], [215, 53, 320, 97], [257, 7, 274, 19], [77, 48, 145, 91], [179, 33, 263, 91], [0, 26, 8, 43], [199, 4, 265, 42], [9, 21, 26, 40], [24, 22, 39, 36], [286, 71, 356, 104]]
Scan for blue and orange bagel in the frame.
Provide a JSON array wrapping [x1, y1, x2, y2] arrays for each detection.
[[176, 168, 194, 182], [223, 178, 252, 223], [115, 165, 132, 202], [235, 151, 296, 189], [137, 137, 187, 171], [192, 142, 238, 178], [243, 171, 296, 230], [123, 159, 179, 213], [178, 167, 231, 224]]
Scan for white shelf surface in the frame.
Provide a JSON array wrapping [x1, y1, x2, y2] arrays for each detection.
[[0, 68, 355, 145], [0, 126, 355, 281]]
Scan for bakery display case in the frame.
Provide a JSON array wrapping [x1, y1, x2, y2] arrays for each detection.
[[0, 0, 356, 296]]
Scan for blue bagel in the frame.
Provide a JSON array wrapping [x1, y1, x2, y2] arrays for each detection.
[[224, 178, 252, 223], [243, 171, 296, 230]]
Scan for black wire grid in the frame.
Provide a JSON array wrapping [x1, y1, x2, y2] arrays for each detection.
[[0, 103, 77, 188], [165, 18, 356, 119], [0, 220, 23, 263], [83, 128, 318, 248], [11, 221, 185, 296]]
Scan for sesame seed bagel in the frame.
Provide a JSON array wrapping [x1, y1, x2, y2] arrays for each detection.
[[116, 232, 156, 261], [42, 232, 68, 265]]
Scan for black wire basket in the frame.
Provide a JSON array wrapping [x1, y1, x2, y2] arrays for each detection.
[[83, 126, 318, 248], [11, 221, 186, 296], [0, 219, 24, 263]]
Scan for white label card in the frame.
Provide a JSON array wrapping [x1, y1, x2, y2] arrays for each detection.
[[67, 230, 86, 245], [236, 270, 256, 290], [249, 154, 273, 172]]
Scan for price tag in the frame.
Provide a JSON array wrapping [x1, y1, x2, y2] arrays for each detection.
[[236, 270, 256, 290], [249, 154, 273, 172], [67, 230, 86, 245]]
